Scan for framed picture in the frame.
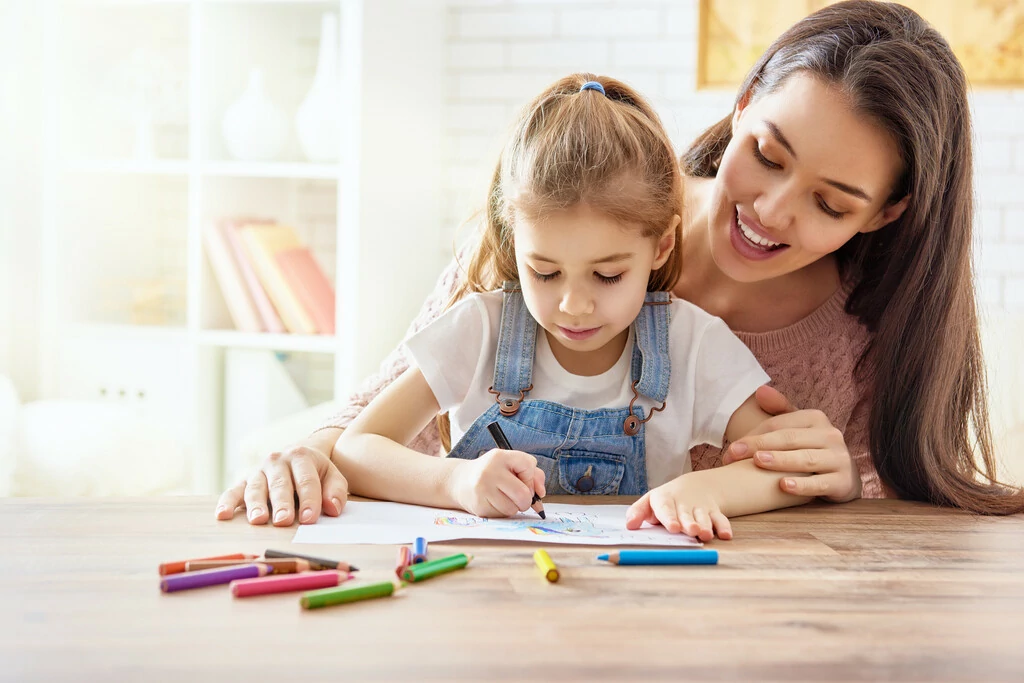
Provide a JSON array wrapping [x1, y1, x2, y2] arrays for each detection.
[[698, 0, 1024, 89]]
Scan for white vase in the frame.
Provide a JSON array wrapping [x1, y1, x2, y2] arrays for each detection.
[[221, 68, 286, 162], [296, 13, 341, 163]]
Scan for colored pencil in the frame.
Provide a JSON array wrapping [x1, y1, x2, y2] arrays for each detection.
[[300, 580, 396, 610], [231, 571, 351, 598], [186, 558, 310, 574], [534, 549, 559, 582], [395, 546, 412, 578], [412, 537, 428, 564], [158, 553, 257, 576], [400, 553, 472, 583], [486, 421, 545, 519], [596, 549, 719, 566], [263, 549, 358, 572], [160, 563, 270, 593]]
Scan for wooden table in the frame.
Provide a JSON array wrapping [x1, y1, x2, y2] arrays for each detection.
[[2, 497, 1023, 682]]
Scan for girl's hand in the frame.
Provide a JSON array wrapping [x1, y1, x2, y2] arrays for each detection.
[[215, 436, 349, 526], [722, 386, 862, 503], [624, 474, 731, 541], [447, 449, 546, 518]]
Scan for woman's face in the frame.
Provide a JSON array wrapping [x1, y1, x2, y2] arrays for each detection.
[[707, 73, 909, 283]]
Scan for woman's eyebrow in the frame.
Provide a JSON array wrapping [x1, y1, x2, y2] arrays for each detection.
[[765, 119, 873, 203]]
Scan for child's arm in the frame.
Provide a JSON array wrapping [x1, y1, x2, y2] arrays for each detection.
[[625, 393, 812, 540], [334, 367, 545, 517]]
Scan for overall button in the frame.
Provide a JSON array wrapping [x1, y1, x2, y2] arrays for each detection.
[[575, 464, 595, 492], [499, 398, 520, 416], [623, 415, 641, 436]]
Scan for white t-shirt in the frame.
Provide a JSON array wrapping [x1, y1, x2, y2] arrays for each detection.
[[404, 290, 770, 488]]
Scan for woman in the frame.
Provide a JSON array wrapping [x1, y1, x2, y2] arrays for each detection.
[[216, 0, 1024, 526]]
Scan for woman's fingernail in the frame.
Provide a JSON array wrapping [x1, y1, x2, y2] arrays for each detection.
[[273, 509, 288, 523], [784, 479, 796, 490], [249, 507, 263, 520], [756, 452, 774, 464], [731, 442, 748, 456], [301, 508, 313, 523], [331, 498, 342, 512], [216, 505, 226, 514]]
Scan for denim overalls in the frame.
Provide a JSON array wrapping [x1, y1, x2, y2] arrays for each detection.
[[446, 282, 672, 496]]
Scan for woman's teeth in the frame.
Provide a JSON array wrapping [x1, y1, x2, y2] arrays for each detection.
[[738, 216, 784, 249]]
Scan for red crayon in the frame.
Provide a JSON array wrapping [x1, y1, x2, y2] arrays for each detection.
[[395, 546, 412, 579], [231, 570, 351, 598]]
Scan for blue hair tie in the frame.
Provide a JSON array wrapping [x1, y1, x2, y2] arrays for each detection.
[[580, 81, 605, 95]]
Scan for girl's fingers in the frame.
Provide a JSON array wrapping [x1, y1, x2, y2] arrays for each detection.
[[625, 493, 653, 530], [685, 506, 713, 541], [242, 471, 271, 525], [215, 480, 246, 520], [264, 456, 298, 527], [496, 472, 534, 512], [651, 495, 682, 534], [710, 511, 733, 540], [486, 487, 522, 518], [533, 468, 546, 500], [288, 453, 325, 524]]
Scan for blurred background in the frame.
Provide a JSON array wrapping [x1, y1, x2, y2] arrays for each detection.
[[1, 0, 1022, 498]]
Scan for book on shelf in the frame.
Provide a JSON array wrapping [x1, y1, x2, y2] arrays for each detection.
[[221, 219, 287, 335], [202, 221, 263, 333], [275, 247, 336, 335], [237, 223, 319, 335]]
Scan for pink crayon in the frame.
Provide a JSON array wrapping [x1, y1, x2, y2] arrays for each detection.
[[161, 563, 269, 593], [230, 570, 352, 598]]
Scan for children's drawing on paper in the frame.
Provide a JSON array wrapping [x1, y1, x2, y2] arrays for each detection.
[[433, 510, 608, 539]]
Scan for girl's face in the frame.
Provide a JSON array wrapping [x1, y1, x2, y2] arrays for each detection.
[[515, 203, 676, 373], [707, 73, 909, 283]]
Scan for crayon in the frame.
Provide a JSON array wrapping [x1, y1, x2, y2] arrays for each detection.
[[263, 549, 358, 572], [486, 421, 545, 519], [300, 580, 396, 610], [412, 537, 428, 564], [160, 563, 270, 593], [401, 553, 472, 583], [231, 570, 351, 598], [158, 553, 257, 576], [596, 549, 719, 566], [186, 558, 310, 574], [395, 546, 412, 579], [533, 549, 559, 582]]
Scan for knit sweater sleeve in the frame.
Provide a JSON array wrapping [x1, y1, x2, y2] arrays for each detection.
[[310, 253, 464, 456], [846, 392, 888, 498]]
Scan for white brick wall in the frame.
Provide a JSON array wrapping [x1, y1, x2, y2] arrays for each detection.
[[442, 0, 1024, 315]]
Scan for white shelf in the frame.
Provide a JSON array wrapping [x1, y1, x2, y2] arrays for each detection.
[[64, 159, 191, 176], [198, 329, 339, 353], [200, 160, 339, 180], [67, 323, 192, 344]]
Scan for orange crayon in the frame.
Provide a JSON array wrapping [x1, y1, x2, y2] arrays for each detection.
[[186, 558, 310, 574], [395, 546, 412, 579], [158, 553, 257, 576]]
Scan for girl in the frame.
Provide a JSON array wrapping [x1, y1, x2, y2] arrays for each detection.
[[333, 76, 806, 540], [218, 0, 1024, 528]]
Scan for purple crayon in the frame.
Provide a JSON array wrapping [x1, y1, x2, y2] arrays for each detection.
[[160, 563, 270, 593]]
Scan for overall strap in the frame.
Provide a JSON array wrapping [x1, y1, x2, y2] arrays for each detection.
[[629, 291, 672, 404], [491, 282, 538, 396]]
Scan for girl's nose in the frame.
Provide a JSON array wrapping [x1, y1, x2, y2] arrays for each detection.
[[559, 287, 594, 318]]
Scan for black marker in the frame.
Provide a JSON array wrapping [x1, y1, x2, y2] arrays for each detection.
[[486, 421, 546, 519]]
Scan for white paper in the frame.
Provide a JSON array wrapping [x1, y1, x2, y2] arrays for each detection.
[[291, 501, 701, 547]]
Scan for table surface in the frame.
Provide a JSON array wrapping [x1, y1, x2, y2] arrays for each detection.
[[2, 496, 1023, 682]]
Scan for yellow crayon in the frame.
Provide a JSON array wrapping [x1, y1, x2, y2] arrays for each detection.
[[534, 549, 559, 583]]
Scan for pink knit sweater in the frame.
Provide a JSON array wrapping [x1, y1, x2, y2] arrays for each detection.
[[315, 256, 886, 499]]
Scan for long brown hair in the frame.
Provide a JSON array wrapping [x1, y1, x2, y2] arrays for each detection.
[[439, 72, 684, 450], [684, 0, 1023, 514]]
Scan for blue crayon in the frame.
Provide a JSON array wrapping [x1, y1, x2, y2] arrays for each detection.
[[596, 549, 718, 565], [412, 536, 428, 564]]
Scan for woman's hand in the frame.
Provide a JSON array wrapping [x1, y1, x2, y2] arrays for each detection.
[[722, 386, 861, 503], [214, 429, 349, 526], [446, 449, 546, 518], [625, 473, 731, 541]]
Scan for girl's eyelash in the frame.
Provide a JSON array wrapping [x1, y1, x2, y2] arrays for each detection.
[[754, 140, 846, 220], [531, 269, 559, 282], [752, 141, 781, 169], [597, 273, 622, 284]]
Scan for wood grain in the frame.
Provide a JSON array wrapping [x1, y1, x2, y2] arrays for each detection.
[[1, 497, 1022, 682]]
